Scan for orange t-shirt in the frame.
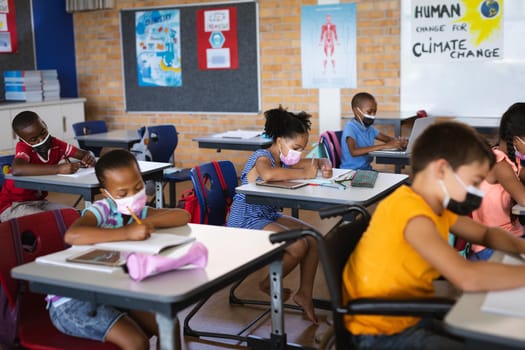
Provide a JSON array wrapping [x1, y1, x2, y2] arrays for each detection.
[[342, 185, 458, 335]]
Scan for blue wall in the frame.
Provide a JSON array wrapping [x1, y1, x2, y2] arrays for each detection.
[[32, 0, 78, 97]]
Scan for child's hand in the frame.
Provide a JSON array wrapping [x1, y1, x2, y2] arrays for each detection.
[[125, 223, 154, 241], [303, 163, 319, 179], [319, 158, 333, 178], [81, 152, 97, 167], [58, 162, 81, 174], [384, 137, 404, 150]]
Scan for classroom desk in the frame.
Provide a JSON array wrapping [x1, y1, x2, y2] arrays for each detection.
[[343, 111, 417, 137], [236, 171, 408, 217], [452, 117, 500, 135], [5, 160, 170, 208], [11, 224, 288, 350], [75, 129, 141, 149], [371, 151, 410, 174], [444, 251, 525, 349], [193, 133, 272, 152]]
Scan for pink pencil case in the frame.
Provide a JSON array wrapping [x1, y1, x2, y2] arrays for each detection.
[[125, 241, 208, 281]]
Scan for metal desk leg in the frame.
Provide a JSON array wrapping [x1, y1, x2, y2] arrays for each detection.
[[155, 180, 163, 208], [156, 313, 180, 350], [269, 259, 286, 349]]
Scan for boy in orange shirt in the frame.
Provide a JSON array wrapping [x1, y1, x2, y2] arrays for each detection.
[[343, 121, 525, 349]]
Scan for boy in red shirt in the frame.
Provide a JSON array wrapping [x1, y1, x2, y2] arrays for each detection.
[[0, 110, 96, 221]]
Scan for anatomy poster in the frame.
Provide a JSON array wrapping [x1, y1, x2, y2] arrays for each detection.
[[301, 3, 356, 88]]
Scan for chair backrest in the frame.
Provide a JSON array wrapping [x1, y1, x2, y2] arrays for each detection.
[[144, 125, 179, 163], [190, 160, 238, 225], [72, 120, 108, 156], [319, 130, 343, 168], [0, 209, 79, 304]]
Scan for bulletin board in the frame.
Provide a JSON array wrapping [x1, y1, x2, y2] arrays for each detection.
[[120, 1, 260, 113], [401, 0, 525, 118]]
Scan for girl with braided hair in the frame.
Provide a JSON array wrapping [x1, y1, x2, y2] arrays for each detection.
[[227, 105, 332, 323], [470, 102, 525, 260]]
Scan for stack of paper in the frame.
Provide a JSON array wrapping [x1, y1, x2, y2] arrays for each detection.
[[41, 69, 60, 101]]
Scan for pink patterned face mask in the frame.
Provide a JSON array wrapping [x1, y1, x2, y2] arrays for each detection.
[[279, 142, 302, 166], [104, 188, 147, 216]]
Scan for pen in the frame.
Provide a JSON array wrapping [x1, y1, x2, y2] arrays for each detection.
[[127, 207, 143, 224]]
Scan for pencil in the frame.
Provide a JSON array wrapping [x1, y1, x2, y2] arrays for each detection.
[[127, 207, 143, 224]]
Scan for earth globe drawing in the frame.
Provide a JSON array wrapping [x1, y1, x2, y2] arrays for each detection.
[[480, 0, 500, 19]]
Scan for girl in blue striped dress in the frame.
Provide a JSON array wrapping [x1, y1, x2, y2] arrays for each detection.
[[227, 106, 332, 324]]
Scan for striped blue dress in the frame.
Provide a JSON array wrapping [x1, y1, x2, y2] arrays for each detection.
[[227, 149, 283, 229]]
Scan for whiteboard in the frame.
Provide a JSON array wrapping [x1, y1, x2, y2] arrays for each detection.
[[401, 0, 525, 118]]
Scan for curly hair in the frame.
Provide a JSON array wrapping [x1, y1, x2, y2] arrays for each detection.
[[263, 105, 312, 142], [498, 103, 525, 167]]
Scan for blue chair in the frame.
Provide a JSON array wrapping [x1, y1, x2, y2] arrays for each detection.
[[0, 154, 14, 189], [189, 160, 238, 225], [319, 130, 343, 168], [72, 120, 108, 156], [139, 125, 191, 207]]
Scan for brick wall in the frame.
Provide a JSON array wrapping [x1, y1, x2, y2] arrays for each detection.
[[73, 0, 401, 170]]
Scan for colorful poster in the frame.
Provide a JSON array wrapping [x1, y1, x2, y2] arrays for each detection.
[[135, 9, 182, 87], [410, 0, 504, 62], [196, 7, 239, 70], [0, 0, 16, 54], [301, 4, 356, 88]]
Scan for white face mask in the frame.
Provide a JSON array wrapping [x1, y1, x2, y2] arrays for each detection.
[[21, 132, 52, 152], [104, 188, 147, 216]]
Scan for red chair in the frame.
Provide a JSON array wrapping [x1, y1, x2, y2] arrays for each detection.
[[0, 209, 119, 350]]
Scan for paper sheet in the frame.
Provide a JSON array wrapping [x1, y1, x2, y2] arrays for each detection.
[[212, 130, 262, 139], [57, 167, 95, 177], [481, 255, 525, 318]]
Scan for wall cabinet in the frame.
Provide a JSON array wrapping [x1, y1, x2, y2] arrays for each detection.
[[0, 98, 86, 152]]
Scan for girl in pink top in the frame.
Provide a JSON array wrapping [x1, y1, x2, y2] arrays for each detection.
[[470, 103, 525, 260]]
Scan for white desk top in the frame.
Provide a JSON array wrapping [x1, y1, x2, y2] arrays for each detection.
[[75, 129, 140, 142], [12, 224, 280, 303], [452, 117, 500, 128], [342, 111, 417, 121], [444, 251, 525, 347], [236, 171, 409, 207], [5, 160, 170, 188]]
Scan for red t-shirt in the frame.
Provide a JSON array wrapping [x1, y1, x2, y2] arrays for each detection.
[[0, 137, 79, 214]]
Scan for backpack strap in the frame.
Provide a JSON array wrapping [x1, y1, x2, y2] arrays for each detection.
[[327, 130, 342, 166], [212, 161, 232, 209], [319, 132, 336, 166], [194, 165, 210, 222]]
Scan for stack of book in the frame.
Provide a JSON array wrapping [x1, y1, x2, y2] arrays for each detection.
[[41, 69, 60, 101], [3, 70, 43, 102]]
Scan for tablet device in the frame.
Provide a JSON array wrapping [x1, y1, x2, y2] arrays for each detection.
[[66, 249, 126, 267], [256, 180, 308, 190]]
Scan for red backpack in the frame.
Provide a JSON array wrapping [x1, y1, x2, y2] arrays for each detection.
[[178, 161, 232, 225]]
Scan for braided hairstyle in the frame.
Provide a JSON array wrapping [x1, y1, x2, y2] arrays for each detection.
[[498, 103, 525, 167], [263, 105, 312, 142]]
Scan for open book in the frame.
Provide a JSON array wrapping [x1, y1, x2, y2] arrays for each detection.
[[91, 233, 195, 254]]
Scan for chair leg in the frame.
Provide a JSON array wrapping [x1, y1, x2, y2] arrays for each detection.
[[169, 182, 176, 208], [73, 195, 83, 208], [183, 289, 272, 343]]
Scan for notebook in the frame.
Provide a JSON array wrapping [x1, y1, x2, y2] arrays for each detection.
[[372, 117, 436, 157], [351, 170, 378, 188], [67, 249, 126, 267]]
